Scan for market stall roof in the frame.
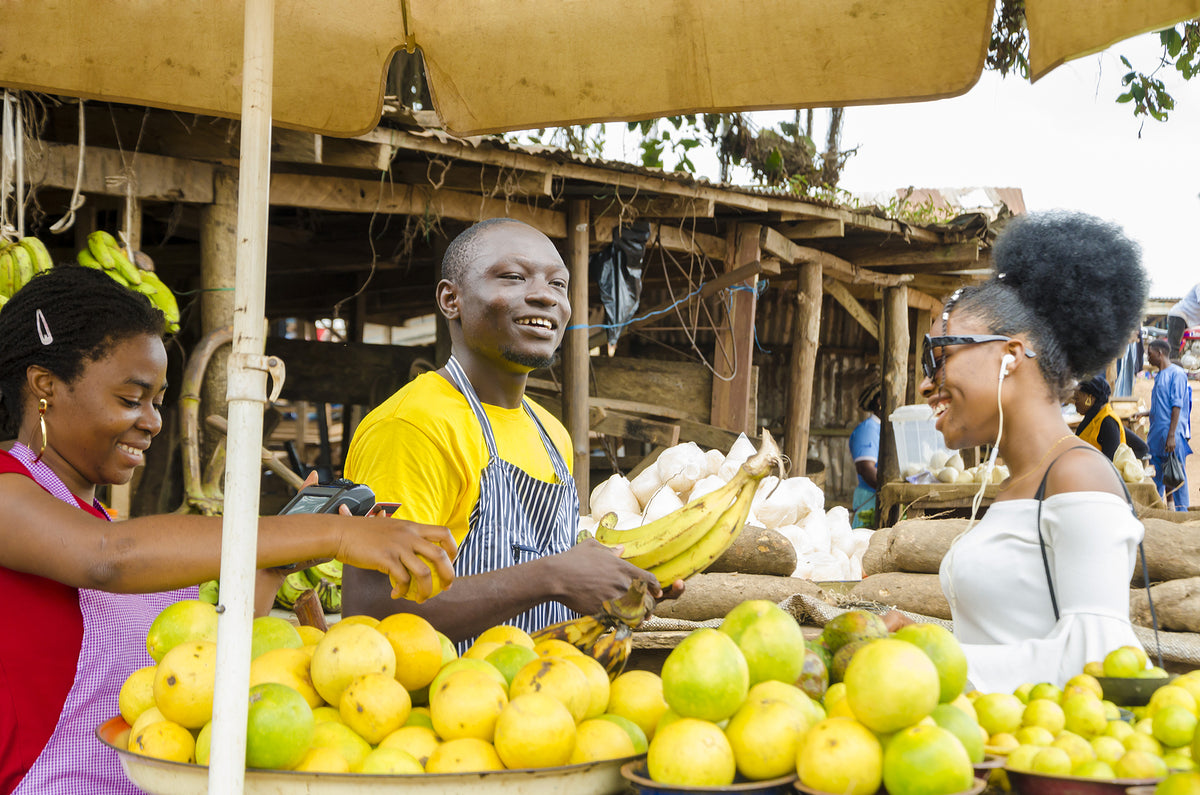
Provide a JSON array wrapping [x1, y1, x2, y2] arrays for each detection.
[[2, 0, 1197, 138]]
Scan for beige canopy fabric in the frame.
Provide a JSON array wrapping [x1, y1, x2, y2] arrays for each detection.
[[1, 0, 1197, 137]]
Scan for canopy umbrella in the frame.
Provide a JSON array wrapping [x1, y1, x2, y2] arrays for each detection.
[[2, 1, 1196, 793], [2, 0, 1197, 137]]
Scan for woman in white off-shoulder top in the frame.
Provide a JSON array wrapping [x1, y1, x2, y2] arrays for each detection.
[[904, 211, 1150, 693]]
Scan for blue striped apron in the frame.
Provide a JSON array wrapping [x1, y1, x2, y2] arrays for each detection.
[[445, 357, 578, 651]]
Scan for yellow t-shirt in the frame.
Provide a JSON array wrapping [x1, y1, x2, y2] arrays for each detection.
[[343, 371, 573, 547]]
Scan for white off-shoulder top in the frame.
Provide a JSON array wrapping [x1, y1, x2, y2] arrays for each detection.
[[939, 492, 1144, 693]]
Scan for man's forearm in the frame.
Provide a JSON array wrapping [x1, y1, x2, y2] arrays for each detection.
[[343, 558, 561, 643]]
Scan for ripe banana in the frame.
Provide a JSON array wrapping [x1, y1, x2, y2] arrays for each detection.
[[18, 237, 53, 274], [643, 430, 782, 587], [531, 613, 607, 652], [590, 624, 634, 679], [599, 470, 748, 569], [10, 245, 34, 292], [645, 480, 757, 587]]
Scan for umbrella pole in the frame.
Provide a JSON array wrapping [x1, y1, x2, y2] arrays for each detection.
[[207, 0, 274, 792]]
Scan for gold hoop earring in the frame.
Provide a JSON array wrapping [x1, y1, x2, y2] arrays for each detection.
[[35, 398, 48, 462], [1084, 396, 1095, 409]]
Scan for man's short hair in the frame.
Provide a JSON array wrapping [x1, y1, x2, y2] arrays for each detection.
[[441, 218, 529, 285], [1148, 338, 1172, 355]]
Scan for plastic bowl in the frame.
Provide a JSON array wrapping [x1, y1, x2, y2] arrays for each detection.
[[1005, 768, 1162, 795], [620, 760, 796, 794], [1096, 675, 1176, 707]]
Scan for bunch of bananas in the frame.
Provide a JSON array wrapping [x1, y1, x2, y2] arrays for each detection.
[[77, 231, 181, 334], [0, 235, 54, 308], [595, 429, 782, 588], [532, 579, 658, 679], [274, 560, 343, 614]]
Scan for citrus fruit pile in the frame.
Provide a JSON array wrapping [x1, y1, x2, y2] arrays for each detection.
[[116, 600, 647, 773], [990, 646, 1200, 785], [639, 603, 979, 795]]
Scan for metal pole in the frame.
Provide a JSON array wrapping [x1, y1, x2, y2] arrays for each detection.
[[207, 0, 274, 791]]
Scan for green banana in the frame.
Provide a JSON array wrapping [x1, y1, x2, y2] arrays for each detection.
[[315, 579, 341, 612], [198, 579, 219, 605], [273, 571, 311, 610], [0, 250, 16, 297], [18, 237, 53, 274], [138, 270, 181, 333], [601, 471, 749, 569], [77, 249, 104, 270], [88, 231, 142, 285], [10, 245, 34, 292], [309, 559, 343, 585]]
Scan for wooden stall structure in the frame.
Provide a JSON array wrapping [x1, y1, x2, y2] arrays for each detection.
[[8, 100, 1005, 513]]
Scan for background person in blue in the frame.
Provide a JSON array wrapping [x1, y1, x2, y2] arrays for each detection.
[[1146, 338, 1192, 510], [849, 382, 882, 528]]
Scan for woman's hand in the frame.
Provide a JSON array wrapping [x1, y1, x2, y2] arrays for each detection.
[[333, 505, 458, 603]]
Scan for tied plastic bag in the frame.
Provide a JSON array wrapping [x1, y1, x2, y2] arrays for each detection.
[[1162, 452, 1186, 495], [591, 221, 651, 349]]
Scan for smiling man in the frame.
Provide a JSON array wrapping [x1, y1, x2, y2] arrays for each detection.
[[342, 218, 665, 647]]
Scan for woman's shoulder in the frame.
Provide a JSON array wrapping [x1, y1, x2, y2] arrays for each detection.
[[1042, 443, 1126, 499]]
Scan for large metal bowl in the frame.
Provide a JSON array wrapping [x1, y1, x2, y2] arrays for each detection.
[[1096, 675, 1176, 707], [1005, 768, 1162, 795], [621, 760, 796, 794], [99, 717, 637, 795]]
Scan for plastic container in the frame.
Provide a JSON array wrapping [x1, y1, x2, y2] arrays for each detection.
[[888, 404, 951, 476]]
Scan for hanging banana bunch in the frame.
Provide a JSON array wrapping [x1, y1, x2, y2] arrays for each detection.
[[273, 559, 344, 614], [76, 231, 181, 333], [0, 235, 54, 307]]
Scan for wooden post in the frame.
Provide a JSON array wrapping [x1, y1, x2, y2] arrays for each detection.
[[785, 262, 822, 475], [912, 308, 932, 403], [108, 200, 143, 520], [710, 223, 761, 435], [198, 168, 238, 464], [877, 285, 910, 492], [563, 199, 590, 505]]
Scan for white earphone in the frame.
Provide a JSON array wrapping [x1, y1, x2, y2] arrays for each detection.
[[999, 352, 1016, 380]]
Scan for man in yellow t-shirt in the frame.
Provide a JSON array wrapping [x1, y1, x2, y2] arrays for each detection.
[[343, 218, 672, 646]]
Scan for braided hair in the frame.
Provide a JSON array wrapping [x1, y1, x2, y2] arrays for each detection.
[[0, 266, 165, 437], [948, 211, 1148, 400]]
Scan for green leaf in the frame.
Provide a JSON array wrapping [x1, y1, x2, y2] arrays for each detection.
[[1120, 55, 1133, 68], [1164, 28, 1184, 57], [1131, 83, 1146, 101], [1116, 91, 1134, 103]]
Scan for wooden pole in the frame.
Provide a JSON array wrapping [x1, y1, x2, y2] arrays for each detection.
[[912, 308, 932, 403], [786, 262, 822, 475], [199, 168, 238, 463], [563, 199, 590, 505], [710, 223, 761, 434], [877, 285, 910, 493]]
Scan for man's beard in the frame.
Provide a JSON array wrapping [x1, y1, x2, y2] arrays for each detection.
[[502, 346, 559, 371]]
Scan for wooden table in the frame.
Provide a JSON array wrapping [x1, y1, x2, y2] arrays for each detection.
[[878, 480, 1165, 525]]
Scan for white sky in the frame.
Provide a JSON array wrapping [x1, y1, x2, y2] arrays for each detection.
[[603, 32, 1199, 297]]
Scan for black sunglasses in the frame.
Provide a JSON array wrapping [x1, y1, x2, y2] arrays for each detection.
[[921, 334, 1036, 379]]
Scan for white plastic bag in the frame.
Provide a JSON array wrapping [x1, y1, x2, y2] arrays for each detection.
[[641, 486, 685, 524], [656, 441, 708, 494], [589, 474, 642, 516]]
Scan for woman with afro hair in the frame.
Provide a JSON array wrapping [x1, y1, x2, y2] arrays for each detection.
[[903, 210, 1151, 693], [0, 266, 457, 795]]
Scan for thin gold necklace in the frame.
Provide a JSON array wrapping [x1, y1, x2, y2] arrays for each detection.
[[998, 433, 1077, 492]]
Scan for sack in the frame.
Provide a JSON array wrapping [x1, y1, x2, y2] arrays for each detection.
[[1162, 452, 1186, 494]]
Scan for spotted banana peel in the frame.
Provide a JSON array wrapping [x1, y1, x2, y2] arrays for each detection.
[[531, 579, 657, 680]]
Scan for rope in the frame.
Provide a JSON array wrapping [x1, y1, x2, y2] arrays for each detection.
[[49, 101, 88, 234]]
